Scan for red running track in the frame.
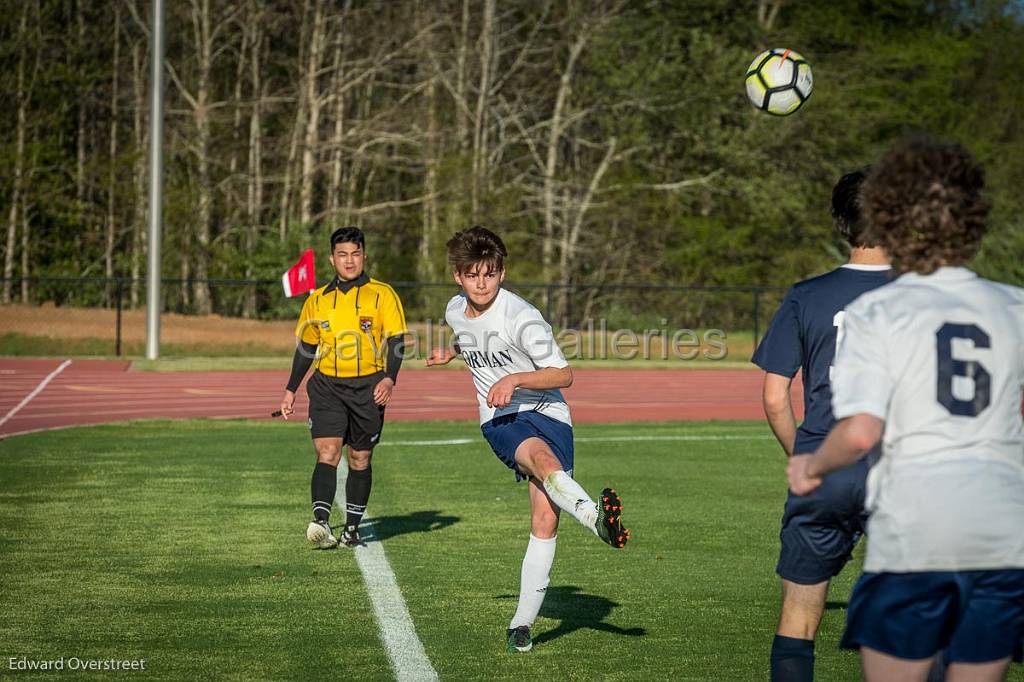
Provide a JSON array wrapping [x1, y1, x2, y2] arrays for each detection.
[[0, 358, 803, 439]]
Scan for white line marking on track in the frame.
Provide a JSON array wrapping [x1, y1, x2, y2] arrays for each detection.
[[335, 463, 438, 682], [0, 359, 71, 429]]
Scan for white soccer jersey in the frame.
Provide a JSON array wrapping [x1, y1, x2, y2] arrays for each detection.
[[832, 267, 1024, 572], [445, 288, 571, 426]]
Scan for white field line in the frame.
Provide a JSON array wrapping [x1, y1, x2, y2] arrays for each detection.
[[579, 434, 772, 443], [0, 359, 71, 429], [376, 433, 773, 447], [379, 438, 476, 446], [335, 463, 438, 682]]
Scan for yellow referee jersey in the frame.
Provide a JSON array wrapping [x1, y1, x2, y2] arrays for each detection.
[[294, 273, 408, 379]]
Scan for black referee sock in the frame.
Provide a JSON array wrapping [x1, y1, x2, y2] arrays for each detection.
[[311, 462, 337, 523], [770, 635, 814, 682], [345, 466, 372, 532]]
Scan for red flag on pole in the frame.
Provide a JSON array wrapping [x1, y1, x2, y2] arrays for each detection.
[[282, 249, 316, 297]]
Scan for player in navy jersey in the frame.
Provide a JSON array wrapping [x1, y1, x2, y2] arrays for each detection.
[[788, 137, 1024, 682], [753, 169, 891, 681]]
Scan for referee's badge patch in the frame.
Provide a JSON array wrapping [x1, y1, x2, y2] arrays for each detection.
[[359, 316, 373, 332], [319, 320, 330, 331]]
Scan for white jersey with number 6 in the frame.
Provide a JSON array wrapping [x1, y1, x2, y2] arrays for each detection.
[[832, 267, 1024, 572]]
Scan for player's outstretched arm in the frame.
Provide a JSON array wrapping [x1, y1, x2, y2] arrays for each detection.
[[425, 346, 458, 366]]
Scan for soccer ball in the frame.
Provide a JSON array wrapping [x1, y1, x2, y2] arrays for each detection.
[[745, 48, 813, 116]]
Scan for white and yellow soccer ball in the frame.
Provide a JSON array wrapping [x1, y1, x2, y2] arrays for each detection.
[[745, 48, 813, 116]]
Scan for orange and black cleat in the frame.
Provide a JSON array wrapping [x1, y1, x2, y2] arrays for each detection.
[[596, 488, 629, 548]]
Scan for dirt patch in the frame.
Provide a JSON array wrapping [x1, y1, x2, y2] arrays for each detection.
[[0, 303, 297, 352], [0, 303, 755, 362]]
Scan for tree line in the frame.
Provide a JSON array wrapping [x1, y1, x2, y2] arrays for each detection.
[[1, 0, 1022, 321]]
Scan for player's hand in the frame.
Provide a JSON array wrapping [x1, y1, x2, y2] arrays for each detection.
[[787, 454, 822, 496], [373, 377, 395, 406], [486, 375, 520, 409], [425, 347, 456, 366], [280, 390, 296, 420]]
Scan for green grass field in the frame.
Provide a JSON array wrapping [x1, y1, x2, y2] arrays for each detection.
[[2, 420, 1021, 681]]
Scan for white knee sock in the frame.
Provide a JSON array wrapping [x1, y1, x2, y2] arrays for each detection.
[[509, 534, 557, 629], [542, 470, 598, 534]]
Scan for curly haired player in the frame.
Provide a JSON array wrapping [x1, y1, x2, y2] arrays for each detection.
[[788, 137, 1024, 682]]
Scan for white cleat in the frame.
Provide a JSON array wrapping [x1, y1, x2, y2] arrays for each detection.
[[306, 520, 338, 549]]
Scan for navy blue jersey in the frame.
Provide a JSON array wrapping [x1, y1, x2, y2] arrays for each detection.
[[752, 266, 891, 453]]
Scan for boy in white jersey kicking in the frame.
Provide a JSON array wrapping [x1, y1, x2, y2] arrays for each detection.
[[788, 136, 1024, 682], [426, 225, 630, 654]]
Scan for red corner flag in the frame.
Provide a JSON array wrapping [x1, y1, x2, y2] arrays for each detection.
[[282, 249, 316, 297]]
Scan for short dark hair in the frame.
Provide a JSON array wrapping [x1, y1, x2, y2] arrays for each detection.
[[446, 226, 507, 274], [330, 226, 364, 250], [863, 136, 990, 274], [831, 168, 875, 247]]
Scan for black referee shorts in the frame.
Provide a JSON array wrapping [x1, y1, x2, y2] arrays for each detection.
[[306, 370, 386, 450]]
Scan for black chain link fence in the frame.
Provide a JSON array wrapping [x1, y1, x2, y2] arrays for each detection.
[[0, 277, 786, 358]]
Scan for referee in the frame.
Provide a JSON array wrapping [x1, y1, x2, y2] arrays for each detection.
[[279, 226, 408, 549]]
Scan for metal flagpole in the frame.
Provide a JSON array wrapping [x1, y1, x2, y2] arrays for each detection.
[[145, 0, 165, 360]]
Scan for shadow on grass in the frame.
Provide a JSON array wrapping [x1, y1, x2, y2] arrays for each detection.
[[498, 585, 646, 644], [825, 600, 848, 610], [363, 510, 460, 542]]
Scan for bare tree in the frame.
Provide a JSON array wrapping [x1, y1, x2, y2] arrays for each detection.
[[105, 4, 122, 305], [129, 34, 148, 309], [278, 0, 313, 239], [243, 0, 265, 317], [559, 137, 617, 288], [4, 2, 33, 304], [417, 0, 442, 281], [757, 0, 785, 31], [470, 0, 495, 221], [454, 0, 472, 152], [76, 0, 89, 247], [20, 198, 32, 303], [163, 0, 243, 313], [326, 6, 349, 223], [299, 0, 327, 226], [541, 26, 588, 281]]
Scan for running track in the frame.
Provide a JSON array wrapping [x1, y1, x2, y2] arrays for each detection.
[[0, 358, 803, 439]]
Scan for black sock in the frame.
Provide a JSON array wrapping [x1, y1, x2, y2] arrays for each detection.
[[345, 466, 372, 531], [770, 635, 814, 682], [311, 462, 337, 523]]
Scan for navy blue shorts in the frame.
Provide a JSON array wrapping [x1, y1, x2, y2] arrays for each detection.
[[841, 570, 1024, 663], [777, 456, 868, 584], [480, 411, 574, 481]]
